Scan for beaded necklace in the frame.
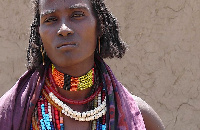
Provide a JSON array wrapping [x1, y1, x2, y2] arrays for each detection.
[[52, 64, 95, 91], [31, 65, 107, 130]]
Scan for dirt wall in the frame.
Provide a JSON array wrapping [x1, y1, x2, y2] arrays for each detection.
[[0, 0, 200, 129]]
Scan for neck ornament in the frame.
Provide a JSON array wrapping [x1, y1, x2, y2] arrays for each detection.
[[31, 64, 107, 130], [51, 64, 95, 91], [44, 79, 102, 105], [42, 86, 107, 122]]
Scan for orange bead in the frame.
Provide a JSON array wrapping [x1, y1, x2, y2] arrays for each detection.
[[60, 118, 64, 124]]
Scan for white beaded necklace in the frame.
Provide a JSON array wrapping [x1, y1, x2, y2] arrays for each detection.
[[49, 92, 107, 122]]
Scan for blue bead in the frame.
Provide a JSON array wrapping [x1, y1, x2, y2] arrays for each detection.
[[102, 125, 106, 130], [47, 126, 51, 130], [61, 125, 64, 130], [44, 114, 48, 118], [41, 125, 46, 130], [51, 122, 55, 130]]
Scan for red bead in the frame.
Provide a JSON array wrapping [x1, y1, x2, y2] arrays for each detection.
[[45, 67, 103, 105], [52, 67, 64, 88], [55, 110, 58, 115], [56, 119, 60, 124], [44, 83, 102, 105], [55, 114, 59, 119], [57, 124, 61, 129], [102, 115, 106, 124]]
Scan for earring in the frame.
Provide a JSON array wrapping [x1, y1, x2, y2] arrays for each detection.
[[98, 37, 101, 54], [40, 44, 45, 65]]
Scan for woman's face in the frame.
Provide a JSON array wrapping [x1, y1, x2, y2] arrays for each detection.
[[39, 0, 98, 70]]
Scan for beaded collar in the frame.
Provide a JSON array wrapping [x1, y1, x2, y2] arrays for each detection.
[[51, 64, 95, 91], [31, 68, 107, 130], [31, 63, 107, 130]]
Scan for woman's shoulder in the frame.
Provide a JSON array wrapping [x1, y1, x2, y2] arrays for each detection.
[[132, 95, 165, 130]]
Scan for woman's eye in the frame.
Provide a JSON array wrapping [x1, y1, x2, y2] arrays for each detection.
[[72, 11, 85, 18], [44, 17, 57, 23]]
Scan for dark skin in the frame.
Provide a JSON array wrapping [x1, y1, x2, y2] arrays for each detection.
[[39, 0, 165, 129], [39, 0, 97, 129], [39, 0, 98, 77]]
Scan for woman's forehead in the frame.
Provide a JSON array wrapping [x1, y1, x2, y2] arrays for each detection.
[[39, 0, 92, 10]]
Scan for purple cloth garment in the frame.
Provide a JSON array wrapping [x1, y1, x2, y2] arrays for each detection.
[[0, 59, 146, 130], [97, 57, 146, 129], [0, 66, 46, 130]]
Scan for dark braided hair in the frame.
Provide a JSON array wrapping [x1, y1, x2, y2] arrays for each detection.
[[27, 0, 127, 70]]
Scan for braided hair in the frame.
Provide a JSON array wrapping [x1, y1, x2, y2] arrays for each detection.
[[27, 0, 127, 70]]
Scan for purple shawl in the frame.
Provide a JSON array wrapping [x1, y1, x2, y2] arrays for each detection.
[[0, 58, 146, 130]]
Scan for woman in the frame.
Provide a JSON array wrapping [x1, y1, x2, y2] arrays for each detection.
[[0, 0, 164, 129]]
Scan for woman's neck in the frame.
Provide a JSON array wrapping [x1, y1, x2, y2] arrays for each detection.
[[53, 57, 94, 77], [51, 57, 95, 109]]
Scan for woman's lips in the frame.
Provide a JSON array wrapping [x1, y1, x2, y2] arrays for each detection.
[[57, 42, 77, 50]]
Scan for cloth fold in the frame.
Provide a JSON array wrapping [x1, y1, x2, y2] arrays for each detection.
[[0, 57, 146, 130], [96, 56, 146, 130]]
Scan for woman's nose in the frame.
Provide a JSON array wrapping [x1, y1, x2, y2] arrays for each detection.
[[57, 23, 74, 37]]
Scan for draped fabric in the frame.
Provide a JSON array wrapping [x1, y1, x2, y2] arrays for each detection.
[[0, 66, 46, 130], [0, 57, 146, 130], [95, 56, 146, 130]]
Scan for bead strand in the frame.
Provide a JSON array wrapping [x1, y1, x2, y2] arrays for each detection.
[[42, 89, 62, 111], [37, 99, 47, 130], [47, 102, 55, 130], [33, 87, 107, 130], [31, 65, 107, 129], [47, 103, 52, 122], [45, 80, 103, 105], [54, 107, 61, 130], [97, 92, 102, 130], [60, 113, 64, 130], [48, 91, 107, 121], [41, 103, 51, 130], [32, 116, 39, 130], [37, 100, 42, 122], [92, 95, 98, 130], [101, 89, 106, 130], [51, 105, 56, 129]]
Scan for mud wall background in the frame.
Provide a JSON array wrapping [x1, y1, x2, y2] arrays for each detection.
[[0, 0, 200, 129]]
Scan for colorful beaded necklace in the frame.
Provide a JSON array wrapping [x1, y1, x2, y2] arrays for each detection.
[[52, 64, 95, 91], [31, 64, 107, 130]]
